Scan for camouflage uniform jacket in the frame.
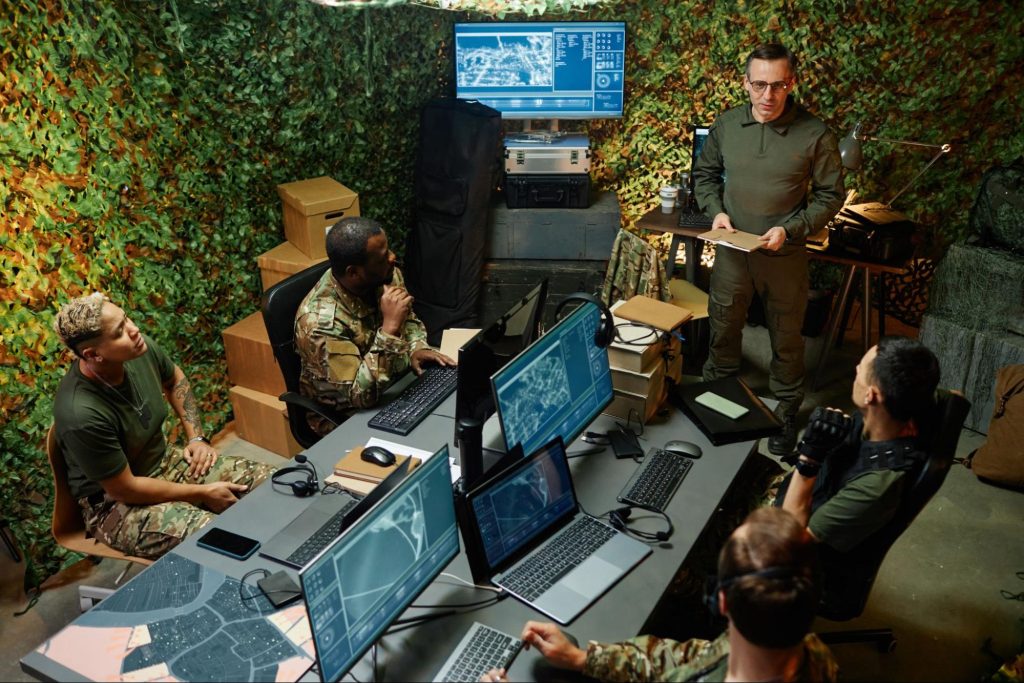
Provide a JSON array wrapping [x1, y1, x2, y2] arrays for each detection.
[[295, 267, 429, 433], [584, 631, 838, 682]]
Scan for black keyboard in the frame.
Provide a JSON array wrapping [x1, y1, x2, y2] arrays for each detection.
[[617, 447, 693, 511], [433, 622, 523, 683], [678, 210, 714, 229], [498, 516, 616, 601], [368, 365, 458, 435], [285, 497, 359, 567]]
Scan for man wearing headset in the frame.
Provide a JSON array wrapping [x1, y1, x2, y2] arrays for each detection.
[[53, 293, 275, 560], [482, 507, 837, 682]]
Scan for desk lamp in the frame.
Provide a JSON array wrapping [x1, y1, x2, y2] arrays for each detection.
[[839, 121, 952, 207]]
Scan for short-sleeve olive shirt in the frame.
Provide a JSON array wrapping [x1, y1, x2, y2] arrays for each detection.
[[53, 335, 174, 500]]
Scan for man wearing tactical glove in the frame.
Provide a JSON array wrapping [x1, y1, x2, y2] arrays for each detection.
[[776, 337, 940, 553]]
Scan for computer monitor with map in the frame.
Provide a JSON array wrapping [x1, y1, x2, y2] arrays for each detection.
[[491, 301, 613, 458], [454, 278, 549, 444], [299, 447, 457, 682], [454, 21, 626, 122]]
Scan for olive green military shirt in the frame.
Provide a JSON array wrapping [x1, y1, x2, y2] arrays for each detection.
[[693, 98, 845, 252], [294, 267, 430, 432], [53, 334, 175, 500], [809, 469, 908, 554], [584, 631, 838, 682]]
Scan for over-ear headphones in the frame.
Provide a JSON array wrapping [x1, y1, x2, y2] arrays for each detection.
[[272, 454, 320, 498], [607, 504, 674, 543], [554, 293, 614, 348], [704, 565, 804, 617]]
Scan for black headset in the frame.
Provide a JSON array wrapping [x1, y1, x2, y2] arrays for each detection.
[[554, 293, 614, 348], [704, 565, 806, 617], [271, 454, 320, 498], [607, 503, 674, 543]]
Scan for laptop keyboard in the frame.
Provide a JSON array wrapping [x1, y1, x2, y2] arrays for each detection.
[[617, 448, 693, 511], [368, 365, 458, 436], [284, 496, 359, 567], [433, 622, 522, 683], [677, 210, 714, 229], [499, 516, 616, 602]]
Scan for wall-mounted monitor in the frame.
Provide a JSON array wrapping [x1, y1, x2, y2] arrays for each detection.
[[454, 21, 626, 120]]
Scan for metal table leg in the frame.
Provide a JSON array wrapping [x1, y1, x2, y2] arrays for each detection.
[[862, 268, 872, 352], [812, 264, 857, 391]]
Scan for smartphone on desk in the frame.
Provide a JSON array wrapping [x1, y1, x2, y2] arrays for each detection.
[[197, 527, 260, 560]]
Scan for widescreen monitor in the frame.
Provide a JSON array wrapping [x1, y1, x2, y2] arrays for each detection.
[[454, 278, 549, 441], [491, 301, 613, 458], [454, 21, 626, 119], [300, 446, 457, 682]]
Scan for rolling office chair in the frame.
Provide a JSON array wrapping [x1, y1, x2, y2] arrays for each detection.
[[260, 260, 345, 449], [816, 391, 971, 652], [46, 426, 153, 611]]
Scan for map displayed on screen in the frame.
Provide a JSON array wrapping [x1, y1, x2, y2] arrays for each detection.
[[32, 554, 314, 682]]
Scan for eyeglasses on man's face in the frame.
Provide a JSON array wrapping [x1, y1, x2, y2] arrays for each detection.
[[748, 79, 793, 94]]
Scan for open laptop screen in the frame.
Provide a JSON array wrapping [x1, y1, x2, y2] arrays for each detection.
[[469, 437, 576, 569], [300, 446, 456, 683]]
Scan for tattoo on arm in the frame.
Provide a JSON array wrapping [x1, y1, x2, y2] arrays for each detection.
[[173, 376, 204, 437]]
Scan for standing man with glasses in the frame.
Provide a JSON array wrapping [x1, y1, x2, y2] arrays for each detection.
[[693, 43, 845, 455]]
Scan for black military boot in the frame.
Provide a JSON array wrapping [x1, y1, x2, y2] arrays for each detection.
[[767, 405, 798, 456]]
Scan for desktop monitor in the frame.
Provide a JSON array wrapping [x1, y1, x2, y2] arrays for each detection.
[[454, 21, 627, 120], [300, 446, 457, 682], [491, 300, 613, 458], [454, 278, 549, 442]]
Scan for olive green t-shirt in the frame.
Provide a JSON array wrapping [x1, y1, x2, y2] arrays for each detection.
[[53, 335, 175, 500], [808, 470, 908, 554]]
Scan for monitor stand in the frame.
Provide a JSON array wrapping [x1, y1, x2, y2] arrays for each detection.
[[516, 119, 567, 143]]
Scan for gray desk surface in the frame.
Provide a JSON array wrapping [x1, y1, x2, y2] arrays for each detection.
[[22, 382, 757, 683]]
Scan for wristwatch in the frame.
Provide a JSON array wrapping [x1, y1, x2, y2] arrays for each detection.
[[189, 435, 210, 445], [795, 458, 821, 478]]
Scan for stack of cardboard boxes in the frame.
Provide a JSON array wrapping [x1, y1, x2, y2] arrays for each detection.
[[222, 176, 359, 457], [603, 297, 690, 424]]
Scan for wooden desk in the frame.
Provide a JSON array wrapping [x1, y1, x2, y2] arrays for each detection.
[[637, 206, 912, 390], [635, 206, 707, 283]]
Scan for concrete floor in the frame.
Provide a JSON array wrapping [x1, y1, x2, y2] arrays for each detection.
[[2, 320, 1022, 682]]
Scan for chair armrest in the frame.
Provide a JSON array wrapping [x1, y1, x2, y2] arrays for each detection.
[[278, 392, 345, 428]]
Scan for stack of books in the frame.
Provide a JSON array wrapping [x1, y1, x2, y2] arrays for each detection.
[[327, 446, 419, 496], [604, 297, 691, 423]]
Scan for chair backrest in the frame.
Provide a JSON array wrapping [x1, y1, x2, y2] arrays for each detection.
[[45, 425, 153, 565], [260, 261, 332, 395], [819, 391, 971, 619]]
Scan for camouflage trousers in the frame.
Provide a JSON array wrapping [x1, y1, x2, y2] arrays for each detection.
[[78, 446, 275, 560]]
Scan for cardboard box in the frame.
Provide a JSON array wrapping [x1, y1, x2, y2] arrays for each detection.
[[277, 176, 360, 259], [603, 384, 666, 424], [228, 385, 302, 458], [257, 241, 328, 292], [222, 312, 285, 397]]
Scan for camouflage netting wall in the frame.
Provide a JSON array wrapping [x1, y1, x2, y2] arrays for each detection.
[[3, 0, 1023, 588]]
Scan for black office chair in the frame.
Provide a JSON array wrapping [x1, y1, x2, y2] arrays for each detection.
[[816, 391, 971, 652], [261, 261, 345, 449]]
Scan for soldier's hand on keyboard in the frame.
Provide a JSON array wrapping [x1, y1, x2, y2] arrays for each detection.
[[521, 621, 586, 672], [712, 212, 736, 232], [411, 348, 456, 374], [480, 668, 508, 682]]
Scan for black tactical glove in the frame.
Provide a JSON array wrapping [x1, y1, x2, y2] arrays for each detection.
[[797, 407, 854, 464]]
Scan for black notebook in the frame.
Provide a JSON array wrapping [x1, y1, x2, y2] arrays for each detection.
[[670, 377, 782, 446]]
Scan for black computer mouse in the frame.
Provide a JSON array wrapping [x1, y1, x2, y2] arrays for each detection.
[[663, 440, 702, 459], [361, 445, 397, 467]]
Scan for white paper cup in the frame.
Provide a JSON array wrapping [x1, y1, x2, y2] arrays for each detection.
[[659, 186, 678, 213]]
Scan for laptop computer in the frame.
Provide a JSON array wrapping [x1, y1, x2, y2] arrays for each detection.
[[461, 436, 651, 624], [259, 458, 411, 569]]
